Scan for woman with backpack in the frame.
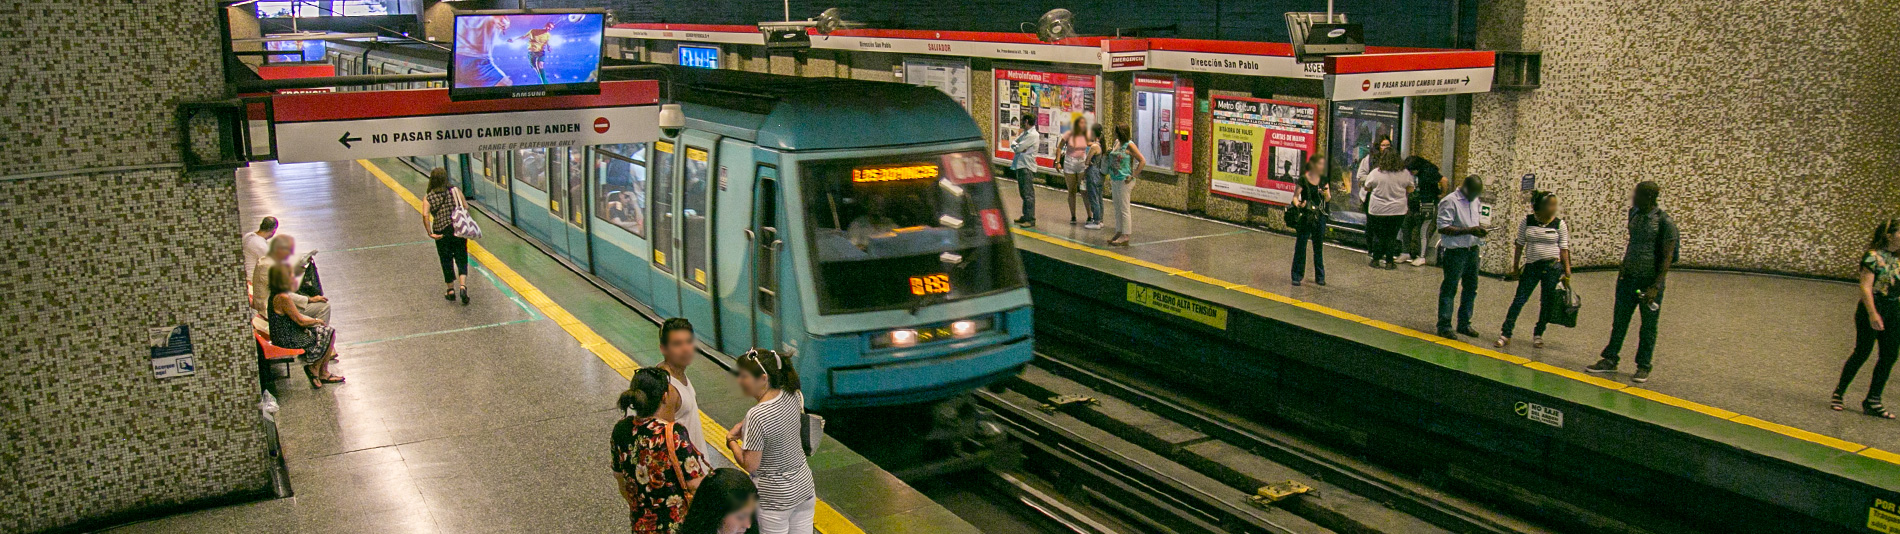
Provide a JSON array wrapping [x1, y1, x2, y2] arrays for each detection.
[[1495, 190, 1572, 349], [1099, 125, 1147, 246], [613, 367, 710, 534], [423, 168, 474, 305], [726, 349, 815, 534]]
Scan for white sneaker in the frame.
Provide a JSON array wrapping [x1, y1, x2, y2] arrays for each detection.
[[1410, 257, 1428, 266], [1083, 222, 1102, 229], [1397, 253, 1413, 262]]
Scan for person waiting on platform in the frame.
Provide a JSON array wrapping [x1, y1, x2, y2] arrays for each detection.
[[423, 168, 472, 305], [1436, 175, 1488, 339], [265, 264, 342, 388], [243, 216, 277, 273], [678, 468, 759, 534], [1361, 148, 1414, 270], [1401, 156, 1447, 266], [1495, 190, 1572, 349], [1584, 181, 1677, 383], [1102, 124, 1146, 247], [1055, 115, 1095, 226], [1010, 114, 1041, 228], [251, 234, 327, 322], [726, 349, 815, 534], [614, 367, 709, 534], [1289, 154, 1330, 287], [1832, 219, 1900, 419], [657, 318, 731, 469]]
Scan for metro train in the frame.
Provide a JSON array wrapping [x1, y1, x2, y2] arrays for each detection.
[[322, 43, 1034, 411]]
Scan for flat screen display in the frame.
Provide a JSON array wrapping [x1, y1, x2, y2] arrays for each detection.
[[677, 45, 720, 69], [450, 10, 604, 101]]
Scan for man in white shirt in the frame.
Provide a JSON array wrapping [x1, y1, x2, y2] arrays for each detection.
[[655, 318, 733, 469], [252, 234, 328, 322], [243, 217, 278, 273]]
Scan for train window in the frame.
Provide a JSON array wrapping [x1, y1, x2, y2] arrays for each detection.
[[800, 150, 1025, 314], [755, 171, 780, 315], [594, 143, 647, 237], [565, 148, 586, 226], [546, 148, 566, 217], [650, 140, 677, 271], [680, 146, 712, 289], [514, 148, 548, 191]]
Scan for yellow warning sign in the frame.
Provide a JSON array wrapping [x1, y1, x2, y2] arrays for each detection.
[[654, 250, 667, 266], [1871, 498, 1900, 533], [1126, 283, 1228, 330], [694, 269, 706, 285]]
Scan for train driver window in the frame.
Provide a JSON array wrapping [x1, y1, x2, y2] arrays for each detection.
[[593, 143, 648, 236], [800, 150, 1026, 314]]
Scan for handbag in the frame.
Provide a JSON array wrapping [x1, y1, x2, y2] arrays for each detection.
[[296, 260, 323, 297], [662, 423, 696, 503], [801, 412, 825, 457], [449, 187, 483, 239], [1543, 279, 1583, 328], [1282, 205, 1308, 228]]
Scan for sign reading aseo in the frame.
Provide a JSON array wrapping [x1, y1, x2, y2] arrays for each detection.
[[273, 80, 661, 163]]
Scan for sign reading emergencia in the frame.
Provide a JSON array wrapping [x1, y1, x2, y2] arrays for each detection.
[[271, 80, 661, 164]]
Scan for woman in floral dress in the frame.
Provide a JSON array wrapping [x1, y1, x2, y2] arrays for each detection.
[[614, 367, 710, 533]]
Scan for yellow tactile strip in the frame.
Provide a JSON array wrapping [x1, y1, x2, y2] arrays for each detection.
[[361, 160, 864, 534], [1010, 229, 1900, 467]]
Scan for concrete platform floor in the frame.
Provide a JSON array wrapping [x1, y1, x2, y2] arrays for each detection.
[[1003, 177, 1900, 448]]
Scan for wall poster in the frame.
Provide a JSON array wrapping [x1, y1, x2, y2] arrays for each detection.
[[903, 57, 970, 110], [993, 68, 1099, 170], [1207, 96, 1317, 206], [1327, 100, 1403, 227]]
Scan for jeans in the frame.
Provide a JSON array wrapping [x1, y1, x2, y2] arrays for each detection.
[[1014, 167, 1036, 222], [756, 496, 816, 534], [1601, 275, 1663, 368], [1291, 216, 1327, 283], [1366, 214, 1406, 262], [1111, 178, 1134, 235], [1405, 202, 1437, 261], [1500, 259, 1561, 337], [1437, 246, 1481, 333], [1083, 172, 1105, 224], [1835, 297, 1900, 402], [435, 235, 468, 283]]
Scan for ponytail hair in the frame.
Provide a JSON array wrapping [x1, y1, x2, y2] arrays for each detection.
[[619, 367, 670, 417], [737, 349, 801, 393], [1529, 190, 1557, 210], [1871, 219, 1900, 253]]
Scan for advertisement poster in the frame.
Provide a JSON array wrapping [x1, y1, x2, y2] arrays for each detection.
[[904, 57, 970, 110], [993, 68, 1098, 170], [1327, 100, 1403, 225], [1207, 96, 1316, 206]]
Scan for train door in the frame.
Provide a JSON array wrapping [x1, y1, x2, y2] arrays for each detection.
[[510, 148, 562, 248], [646, 139, 682, 318], [547, 147, 590, 269], [590, 143, 653, 305], [674, 131, 721, 344], [713, 139, 758, 353], [749, 165, 783, 351]]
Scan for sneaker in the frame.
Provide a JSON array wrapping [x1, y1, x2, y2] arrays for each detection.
[[1291, 279, 1303, 287], [1397, 253, 1413, 262], [1411, 257, 1428, 266], [1314, 278, 1327, 287], [1369, 258, 1382, 268], [1494, 336, 1509, 348], [1532, 336, 1544, 348], [1018, 219, 1036, 228], [1632, 367, 1652, 383], [1084, 222, 1102, 230], [1438, 330, 1456, 339], [1584, 359, 1618, 373], [1457, 326, 1481, 338]]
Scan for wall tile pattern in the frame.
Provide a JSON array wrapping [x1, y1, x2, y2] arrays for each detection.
[[1468, 0, 1900, 277]]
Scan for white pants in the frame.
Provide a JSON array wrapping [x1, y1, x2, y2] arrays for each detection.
[[1111, 178, 1134, 235], [756, 496, 816, 534]]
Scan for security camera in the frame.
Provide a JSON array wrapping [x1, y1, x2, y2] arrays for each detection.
[[658, 103, 685, 138]]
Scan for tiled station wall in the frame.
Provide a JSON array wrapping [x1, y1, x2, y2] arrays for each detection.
[[2, 1, 269, 532], [1467, 0, 1900, 278]]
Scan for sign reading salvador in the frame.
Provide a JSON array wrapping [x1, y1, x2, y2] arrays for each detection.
[[272, 80, 660, 163]]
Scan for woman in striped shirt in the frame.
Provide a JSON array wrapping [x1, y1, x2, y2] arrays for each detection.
[[726, 349, 816, 534], [1496, 190, 1572, 349]]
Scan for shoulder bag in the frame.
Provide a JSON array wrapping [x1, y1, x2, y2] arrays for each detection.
[[1542, 279, 1583, 328], [663, 422, 696, 503], [801, 412, 826, 457], [449, 187, 483, 239]]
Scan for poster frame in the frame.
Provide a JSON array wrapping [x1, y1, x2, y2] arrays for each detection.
[[902, 56, 972, 111], [1129, 73, 1194, 174], [991, 62, 1104, 173], [1206, 94, 1318, 207]]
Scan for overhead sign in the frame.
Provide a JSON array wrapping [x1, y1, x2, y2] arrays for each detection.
[[606, 25, 765, 45], [1326, 67, 1495, 100], [1148, 50, 1324, 79], [273, 80, 660, 163]]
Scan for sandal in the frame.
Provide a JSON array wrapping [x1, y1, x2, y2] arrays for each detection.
[[1532, 336, 1545, 349], [1864, 400, 1895, 419], [1831, 393, 1845, 411], [319, 374, 347, 384], [303, 365, 323, 389], [1494, 336, 1510, 348], [458, 285, 469, 306], [444, 287, 456, 301]]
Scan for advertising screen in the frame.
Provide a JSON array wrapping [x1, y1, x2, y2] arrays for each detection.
[[1208, 96, 1317, 206], [993, 68, 1098, 170], [1327, 100, 1403, 226], [451, 10, 604, 101], [678, 45, 720, 69]]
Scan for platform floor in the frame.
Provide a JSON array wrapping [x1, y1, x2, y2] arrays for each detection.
[[107, 161, 973, 534], [1004, 178, 1899, 448]]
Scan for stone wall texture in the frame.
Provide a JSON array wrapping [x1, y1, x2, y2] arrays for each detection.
[[1468, 0, 1900, 278], [2, 1, 269, 532]]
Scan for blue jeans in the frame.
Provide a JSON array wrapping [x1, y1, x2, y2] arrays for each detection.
[[1083, 172, 1105, 224], [1437, 246, 1481, 333], [1014, 167, 1036, 222], [1601, 275, 1663, 368], [1500, 259, 1560, 337], [1291, 216, 1326, 283]]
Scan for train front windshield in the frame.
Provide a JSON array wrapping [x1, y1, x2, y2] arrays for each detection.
[[802, 150, 1025, 315]]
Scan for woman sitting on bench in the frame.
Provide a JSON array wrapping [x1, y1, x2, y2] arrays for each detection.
[[266, 263, 343, 388]]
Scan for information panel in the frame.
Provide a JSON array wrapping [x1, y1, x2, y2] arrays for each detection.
[[678, 44, 720, 69], [903, 57, 971, 110], [1207, 96, 1316, 206], [993, 68, 1098, 170]]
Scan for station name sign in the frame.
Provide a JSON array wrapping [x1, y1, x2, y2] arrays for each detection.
[[272, 81, 660, 164]]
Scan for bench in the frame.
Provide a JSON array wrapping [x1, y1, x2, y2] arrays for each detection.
[[253, 314, 303, 381]]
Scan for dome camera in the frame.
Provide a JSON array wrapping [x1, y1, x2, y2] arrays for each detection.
[[658, 103, 685, 138]]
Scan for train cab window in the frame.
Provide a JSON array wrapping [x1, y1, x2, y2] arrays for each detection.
[[594, 143, 647, 236], [800, 150, 1025, 314], [680, 146, 712, 289], [515, 148, 549, 191], [650, 140, 677, 271]]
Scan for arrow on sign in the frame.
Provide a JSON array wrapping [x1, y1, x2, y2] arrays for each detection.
[[338, 132, 362, 148], [1462, 76, 1471, 85]]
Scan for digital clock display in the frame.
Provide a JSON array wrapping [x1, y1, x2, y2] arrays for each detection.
[[909, 273, 951, 296], [853, 163, 941, 183]]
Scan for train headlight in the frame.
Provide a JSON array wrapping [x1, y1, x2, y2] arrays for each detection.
[[951, 320, 978, 337], [871, 317, 995, 349], [888, 329, 918, 347]]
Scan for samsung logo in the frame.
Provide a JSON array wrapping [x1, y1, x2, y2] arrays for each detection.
[[1326, 28, 1347, 38]]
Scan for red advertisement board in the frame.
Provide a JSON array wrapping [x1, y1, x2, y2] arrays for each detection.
[[993, 68, 1098, 169]]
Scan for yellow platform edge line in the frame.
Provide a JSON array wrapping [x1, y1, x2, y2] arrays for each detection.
[[358, 160, 866, 534], [1009, 219, 1894, 466]]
